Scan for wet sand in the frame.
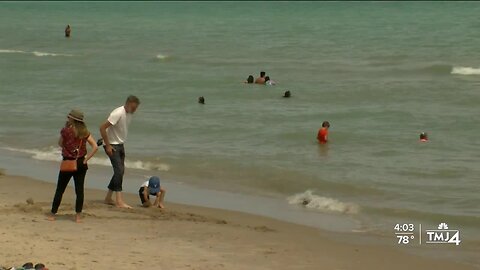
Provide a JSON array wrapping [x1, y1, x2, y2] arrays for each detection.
[[0, 173, 476, 270]]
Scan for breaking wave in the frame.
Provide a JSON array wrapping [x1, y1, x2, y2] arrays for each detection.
[[287, 190, 359, 214], [155, 53, 169, 60], [3, 146, 170, 172], [451, 66, 480, 75], [0, 49, 73, 57]]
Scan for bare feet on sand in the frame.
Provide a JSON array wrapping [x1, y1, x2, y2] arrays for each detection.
[[143, 201, 152, 208], [104, 199, 115, 205], [116, 203, 133, 209], [106, 191, 132, 208], [46, 214, 55, 221], [75, 214, 82, 223], [158, 203, 165, 209]]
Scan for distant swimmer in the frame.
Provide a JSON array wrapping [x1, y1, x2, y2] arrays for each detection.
[[65, 25, 71, 38], [317, 121, 330, 144], [198, 96, 205, 104], [420, 132, 428, 142], [255, 71, 266, 84], [265, 76, 276, 86], [244, 75, 254, 84], [283, 90, 291, 98]]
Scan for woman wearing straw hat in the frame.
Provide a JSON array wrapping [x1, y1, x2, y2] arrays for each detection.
[[48, 109, 98, 223]]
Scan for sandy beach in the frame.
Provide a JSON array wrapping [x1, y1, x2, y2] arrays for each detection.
[[0, 172, 476, 270], [2, 2, 480, 269]]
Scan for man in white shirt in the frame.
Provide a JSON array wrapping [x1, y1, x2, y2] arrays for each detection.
[[99, 95, 140, 208]]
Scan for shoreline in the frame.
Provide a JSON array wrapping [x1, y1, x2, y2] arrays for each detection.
[[0, 172, 478, 269], [3, 145, 480, 249], [0, 147, 361, 233], [1, 2, 479, 269]]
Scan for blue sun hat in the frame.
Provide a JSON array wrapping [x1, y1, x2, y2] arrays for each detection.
[[148, 176, 161, 194]]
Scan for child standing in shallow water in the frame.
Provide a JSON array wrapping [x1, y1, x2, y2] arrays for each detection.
[[317, 121, 330, 144], [139, 176, 166, 208]]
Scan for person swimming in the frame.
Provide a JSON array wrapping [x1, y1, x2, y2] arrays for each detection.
[[420, 132, 428, 142], [283, 90, 291, 98], [198, 96, 205, 104], [255, 71, 266, 84], [244, 75, 254, 84], [65, 25, 71, 38], [265, 76, 276, 86], [317, 121, 330, 144]]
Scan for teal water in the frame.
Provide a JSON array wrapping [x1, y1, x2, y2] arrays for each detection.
[[1, 1, 480, 254]]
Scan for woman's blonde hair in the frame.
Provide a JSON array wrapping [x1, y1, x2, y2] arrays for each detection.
[[72, 120, 89, 139]]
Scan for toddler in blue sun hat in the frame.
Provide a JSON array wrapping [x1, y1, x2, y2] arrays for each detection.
[[139, 176, 166, 208]]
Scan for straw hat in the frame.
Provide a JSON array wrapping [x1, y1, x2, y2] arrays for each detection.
[[68, 109, 84, 122]]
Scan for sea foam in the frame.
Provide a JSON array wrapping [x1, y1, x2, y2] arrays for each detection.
[[287, 190, 359, 214], [154, 53, 171, 61], [32, 51, 73, 57], [0, 49, 26, 54], [451, 66, 480, 75], [0, 48, 73, 57], [3, 147, 170, 172]]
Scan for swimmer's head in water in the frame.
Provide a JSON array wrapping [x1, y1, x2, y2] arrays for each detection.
[[260, 71, 266, 78], [322, 121, 330, 128], [420, 132, 428, 140], [265, 76, 270, 82], [247, 75, 254, 84], [198, 96, 205, 104], [283, 90, 291, 98]]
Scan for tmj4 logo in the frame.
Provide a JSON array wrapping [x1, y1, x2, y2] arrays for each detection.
[[425, 223, 461, 246]]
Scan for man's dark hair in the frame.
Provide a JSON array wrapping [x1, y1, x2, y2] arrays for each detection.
[[247, 75, 254, 83], [260, 71, 266, 77], [126, 95, 140, 104], [322, 121, 330, 128]]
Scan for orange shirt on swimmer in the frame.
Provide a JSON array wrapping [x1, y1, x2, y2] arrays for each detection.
[[317, 121, 330, 144]]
